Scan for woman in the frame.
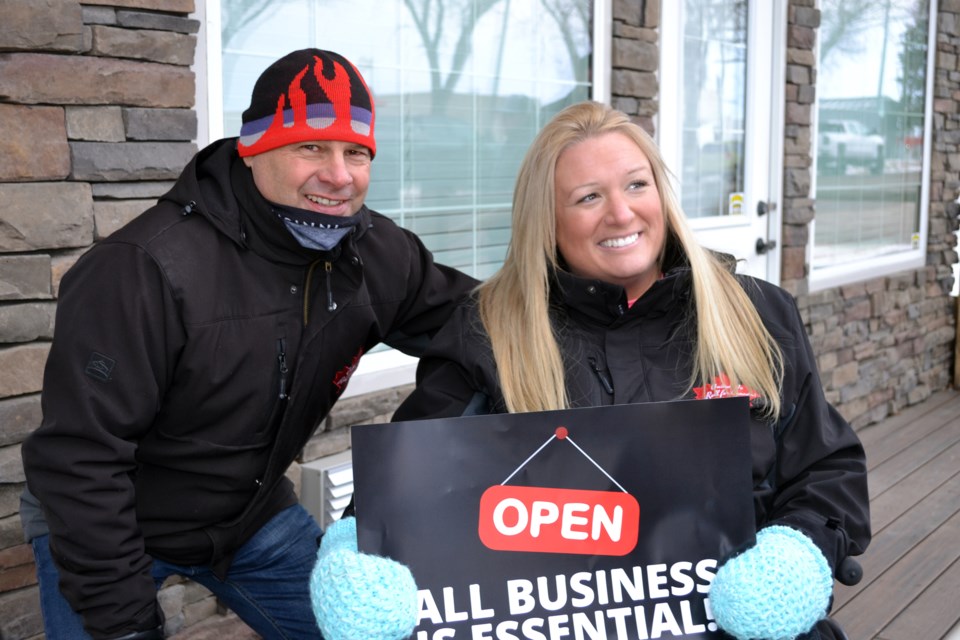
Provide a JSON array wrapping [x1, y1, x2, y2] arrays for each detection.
[[312, 102, 870, 640]]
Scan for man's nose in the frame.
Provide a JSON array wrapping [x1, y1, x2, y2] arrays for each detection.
[[317, 155, 352, 187]]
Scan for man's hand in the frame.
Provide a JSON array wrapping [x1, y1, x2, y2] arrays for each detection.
[[710, 525, 833, 640], [310, 517, 419, 640]]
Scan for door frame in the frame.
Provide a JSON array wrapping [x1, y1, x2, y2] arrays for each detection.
[[658, 0, 787, 284]]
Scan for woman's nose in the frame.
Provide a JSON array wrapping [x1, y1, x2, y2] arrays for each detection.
[[606, 192, 634, 224]]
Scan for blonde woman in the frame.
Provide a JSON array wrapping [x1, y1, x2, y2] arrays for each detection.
[[311, 102, 870, 640]]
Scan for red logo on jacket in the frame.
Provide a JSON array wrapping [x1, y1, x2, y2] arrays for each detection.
[[693, 374, 760, 404], [332, 348, 364, 393]]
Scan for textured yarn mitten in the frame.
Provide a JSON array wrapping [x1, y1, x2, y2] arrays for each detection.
[[710, 525, 833, 640], [310, 517, 419, 640]]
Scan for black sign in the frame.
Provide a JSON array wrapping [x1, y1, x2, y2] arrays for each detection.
[[351, 397, 755, 639]]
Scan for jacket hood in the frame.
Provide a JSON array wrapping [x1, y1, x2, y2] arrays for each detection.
[[158, 138, 372, 259], [159, 138, 247, 244]]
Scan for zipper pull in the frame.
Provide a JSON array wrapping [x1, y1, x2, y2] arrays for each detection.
[[325, 261, 337, 311], [276, 339, 289, 400], [588, 356, 614, 395]]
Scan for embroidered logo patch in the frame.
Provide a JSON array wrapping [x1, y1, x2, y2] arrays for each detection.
[[693, 374, 760, 404], [84, 352, 116, 381], [332, 348, 364, 393]]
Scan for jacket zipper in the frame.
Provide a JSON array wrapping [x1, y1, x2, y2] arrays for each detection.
[[588, 356, 615, 395], [302, 260, 336, 326], [276, 338, 289, 400], [324, 261, 337, 311]]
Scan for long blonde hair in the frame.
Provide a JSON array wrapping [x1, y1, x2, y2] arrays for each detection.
[[478, 101, 783, 418]]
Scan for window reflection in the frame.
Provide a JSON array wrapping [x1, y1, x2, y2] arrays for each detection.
[[814, 0, 928, 269], [680, 0, 748, 220], [220, 0, 592, 279]]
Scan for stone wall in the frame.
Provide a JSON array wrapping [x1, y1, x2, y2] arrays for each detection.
[[0, 1, 202, 637], [610, 0, 660, 134], [783, 0, 958, 429]]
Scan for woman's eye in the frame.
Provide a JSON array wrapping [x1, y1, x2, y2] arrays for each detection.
[[578, 193, 598, 204], [628, 180, 647, 190]]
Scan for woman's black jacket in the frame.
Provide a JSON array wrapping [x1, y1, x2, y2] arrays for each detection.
[[395, 267, 871, 586]]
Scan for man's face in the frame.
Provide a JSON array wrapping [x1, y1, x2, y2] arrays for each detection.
[[243, 140, 372, 216]]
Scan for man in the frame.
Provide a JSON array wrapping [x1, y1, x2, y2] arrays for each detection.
[[20, 48, 476, 640]]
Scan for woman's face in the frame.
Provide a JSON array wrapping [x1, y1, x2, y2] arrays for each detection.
[[554, 132, 666, 301]]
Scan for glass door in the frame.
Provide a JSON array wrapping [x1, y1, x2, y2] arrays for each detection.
[[660, 0, 785, 281]]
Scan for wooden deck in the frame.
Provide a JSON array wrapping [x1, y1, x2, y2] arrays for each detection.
[[166, 390, 960, 640], [832, 388, 960, 640]]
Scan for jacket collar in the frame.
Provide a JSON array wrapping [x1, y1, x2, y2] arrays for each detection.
[[160, 137, 372, 266]]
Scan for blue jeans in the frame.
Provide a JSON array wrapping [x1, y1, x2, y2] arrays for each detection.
[[32, 504, 325, 639]]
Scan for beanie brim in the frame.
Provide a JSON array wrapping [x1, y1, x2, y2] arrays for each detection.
[[237, 104, 375, 158]]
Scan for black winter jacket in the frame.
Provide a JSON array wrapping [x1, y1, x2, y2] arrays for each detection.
[[21, 138, 476, 638], [394, 266, 870, 635]]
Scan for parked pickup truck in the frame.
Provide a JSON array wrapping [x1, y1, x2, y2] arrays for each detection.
[[818, 119, 885, 174]]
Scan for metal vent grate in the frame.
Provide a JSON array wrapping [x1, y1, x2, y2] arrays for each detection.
[[300, 451, 354, 529]]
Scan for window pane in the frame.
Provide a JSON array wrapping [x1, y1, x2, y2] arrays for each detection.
[[813, 0, 928, 269], [220, 0, 592, 280], [680, 0, 748, 220]]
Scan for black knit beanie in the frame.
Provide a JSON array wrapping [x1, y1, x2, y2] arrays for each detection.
[[237, 48, 376, 158]]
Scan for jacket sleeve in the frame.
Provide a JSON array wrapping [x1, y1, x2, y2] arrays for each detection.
[[759, 284, 871, 573], [380, 227, 478, 356], [21, 241, 180, 638], [393, 302, 495, 421]]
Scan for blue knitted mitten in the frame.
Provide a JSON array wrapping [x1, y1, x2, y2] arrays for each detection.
[[310, 517, 419, 640], [710, 525, 833, 640]]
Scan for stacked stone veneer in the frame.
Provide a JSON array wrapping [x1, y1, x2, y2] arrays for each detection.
[[783, 0, 958, 429], [610, 0, 660, 135], [0, 0, 211, 637]]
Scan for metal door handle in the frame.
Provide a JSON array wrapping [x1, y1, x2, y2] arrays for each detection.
[[756, 238, 777, 254]]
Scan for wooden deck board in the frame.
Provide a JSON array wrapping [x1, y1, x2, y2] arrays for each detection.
[[876, 557, 960, 640], [833, 467, 960, 608], [868, 439, 960, 531], [860, 393, 960, 470], [834, 509, 960, 638], [856, 391, 957, 452], [831, 388, 960, 640], [867, 420, 960, 497]]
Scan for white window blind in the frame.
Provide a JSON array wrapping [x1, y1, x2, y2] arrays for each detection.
[[219, 0, 594, 280]]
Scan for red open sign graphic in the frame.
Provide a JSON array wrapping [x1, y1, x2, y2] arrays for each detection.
[[477, 427, 639, 556], [478, 484, 639, 555]]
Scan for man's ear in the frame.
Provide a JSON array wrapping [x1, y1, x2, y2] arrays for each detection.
[[242, 155, 254, 168]]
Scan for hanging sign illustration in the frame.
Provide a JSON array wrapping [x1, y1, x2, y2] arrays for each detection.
[[478, 427, 640, 556], [351, 397, 755, 639]]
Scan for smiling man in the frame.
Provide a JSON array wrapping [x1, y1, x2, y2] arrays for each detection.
[[20, 49, 477, 640]]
